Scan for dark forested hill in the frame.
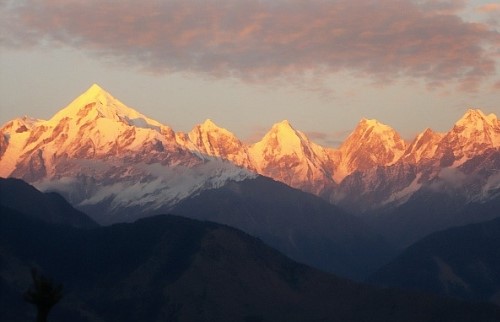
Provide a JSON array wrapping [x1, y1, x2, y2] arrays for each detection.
[[369, 216, 500, 305], [1, 205, 499, 322], [171, 176, 394, 279], [0, 177, 97, 228]]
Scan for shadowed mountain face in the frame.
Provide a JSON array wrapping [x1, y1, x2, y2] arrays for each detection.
[[170, 176, 395, 280], [369, 216, 500, 305], [1, 206, 499, 322], [0, 177, 97, 228], [369, 196, 500, 247]]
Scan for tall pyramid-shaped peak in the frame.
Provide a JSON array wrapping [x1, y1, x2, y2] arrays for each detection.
[[75, 83, 112, 103], [446, 108, 500, 150], [190, 119, 237, 139], [341, 118, 403, 150], [47, 84, 162, 129], [411, 128, 441, 143], [251, 119, 314, 157], [339, 117, 406, 171], [198, 119, 223, 131], [271, 120, 294, 131], [202, 118, 217, 126], [455, 108, 497, 128], [357, 118, 395, 133], [258, 120, 303, 144], [87, 83, 106, 94]]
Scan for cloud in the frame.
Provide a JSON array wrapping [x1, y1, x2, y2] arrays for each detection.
[[2, 0, 499, 90], [476, 3, 500, 13], [476, 3, 500, 31], [414, 0, 467, 14]]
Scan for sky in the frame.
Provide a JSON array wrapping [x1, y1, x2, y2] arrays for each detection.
[[1, 0, 499, 147]]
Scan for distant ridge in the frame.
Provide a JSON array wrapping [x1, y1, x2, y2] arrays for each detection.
[[1, 205, 499, 321], [0, 177, 97, 228], [369, 215, 500, 305], [0, 84, 498, 243]]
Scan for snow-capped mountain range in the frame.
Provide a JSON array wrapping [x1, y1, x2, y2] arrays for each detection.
[[1, 84, 499, 221]]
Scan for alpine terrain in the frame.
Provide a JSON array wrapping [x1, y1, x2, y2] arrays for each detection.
[[1, 84, 499, 250]]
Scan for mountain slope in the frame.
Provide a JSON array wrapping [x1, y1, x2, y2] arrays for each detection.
[[1, 206, 499, 322], [1, 85, 498, 240], [179, 119, 253, 168], [171, 176, 393, 279], [334, 110, 500, 214], [369, 151, 500, 247], [369, 216, 500, 305], [0, 85, 255, 223], [248, 120, 336, 195], [0, 177, 97, 228], [336, 118, 406, 180], [402, 128, 444, 164], [434, 109, 500, 167]]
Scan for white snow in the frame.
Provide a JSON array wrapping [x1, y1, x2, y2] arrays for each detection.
[[2, 84, 499, 217], [48, 84, 162, 130], [382, 174, 422, 206]]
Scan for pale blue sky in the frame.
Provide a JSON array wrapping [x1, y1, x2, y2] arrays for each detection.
[[1, 0, 499, 146]]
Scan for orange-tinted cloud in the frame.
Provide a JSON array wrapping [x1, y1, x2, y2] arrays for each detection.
[[477, 3, 500, 13], [2, 0, 499, 90]]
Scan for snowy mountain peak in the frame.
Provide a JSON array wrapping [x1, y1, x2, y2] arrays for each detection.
[[200, 118, 218, 129], [247, 120, 335, 193], [274, 119, 292, 127], [184, 119, 252, 167], [338, 118, 406, 175], [0, 116, 41, 134], [85, 83, 107, 97], [342, 118, 405, 149], [433, 109, 500, 166], [455, 109, 492, 127], [359, 118, 380, 126], [88, 83, 104, 91], [267, 119, 297, 135], [48, 84, 162, 130], [403, 128, 443, 163], [1, 82, 498, 218], [357, 118, 397, 134], [255, 120, 305, 152], [451, 109, 499, 138], [190, 119, 237, 140], [412, 128, 441, 143]]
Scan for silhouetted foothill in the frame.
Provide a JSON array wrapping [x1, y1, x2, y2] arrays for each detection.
[[24, 269, 63, 322]]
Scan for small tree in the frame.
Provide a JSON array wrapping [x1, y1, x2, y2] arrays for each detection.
[[24, 268, 63, 322]]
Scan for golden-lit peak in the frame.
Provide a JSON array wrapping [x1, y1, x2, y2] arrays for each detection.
[[47, 83, 163, 129], [89, 83, 104, 91], [455, 108, 491, 127], [83, 83, 108, 98], [200, 118, 218, 128], [355, 118, 396, 135], [271, 120, 295, 131], [75, 83, 113, 106], [359, 118, 382, 127]]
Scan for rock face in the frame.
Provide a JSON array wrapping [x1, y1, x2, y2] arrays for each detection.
[[1, 84, 499, 222]]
